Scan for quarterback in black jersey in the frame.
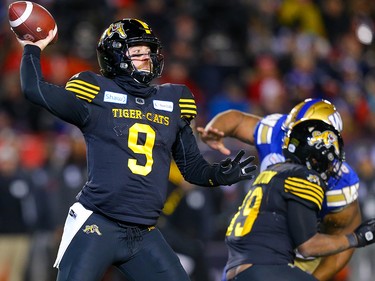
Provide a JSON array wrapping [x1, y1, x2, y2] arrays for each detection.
[[224, 120, 375, 281], [17, 19, 257, 281]]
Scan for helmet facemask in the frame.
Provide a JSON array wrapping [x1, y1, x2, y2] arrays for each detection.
[[123, 46, 164, 84], [306, 147, 344, 182]]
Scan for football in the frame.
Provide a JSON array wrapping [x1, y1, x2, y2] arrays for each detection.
[[8, 1, 58, 44]]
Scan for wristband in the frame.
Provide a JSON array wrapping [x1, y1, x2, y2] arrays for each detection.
[[346, 233, 358, 248]]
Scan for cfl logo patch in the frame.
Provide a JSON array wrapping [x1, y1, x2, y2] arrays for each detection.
[[83, 224, 102, 236]]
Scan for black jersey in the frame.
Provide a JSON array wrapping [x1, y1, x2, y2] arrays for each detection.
[[21, 45, 218, 226], [225, 162, 326, 269]]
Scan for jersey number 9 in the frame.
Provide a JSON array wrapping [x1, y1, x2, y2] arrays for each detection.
[[128, 123, 155, 176]]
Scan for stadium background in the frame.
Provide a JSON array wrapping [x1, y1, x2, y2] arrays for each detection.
[[0, 0, 375, 281]]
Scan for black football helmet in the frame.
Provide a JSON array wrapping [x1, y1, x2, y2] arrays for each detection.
[[283, 119, 345, 181], [97, 18, 164, 84]]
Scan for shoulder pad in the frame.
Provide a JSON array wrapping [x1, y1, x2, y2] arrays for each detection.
[[283, 167, 325, 210], [260, 113, 285, 126], [254, 113, 286, 148], [65, 71, 101, 103]]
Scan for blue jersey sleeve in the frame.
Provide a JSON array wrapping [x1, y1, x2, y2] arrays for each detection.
[[320, 162, 360, 217], [253, 114, 288, 171]]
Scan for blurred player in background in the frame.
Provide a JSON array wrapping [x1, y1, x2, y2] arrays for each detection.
[[16, 18, 257, 281], [198, 98, 362, 281], [222, 118, 375, 281]]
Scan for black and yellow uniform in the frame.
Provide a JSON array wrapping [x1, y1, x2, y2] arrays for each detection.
[[20, 45, 255, 281], [225, 162, 326, 281], [22, 46, 223, 225]]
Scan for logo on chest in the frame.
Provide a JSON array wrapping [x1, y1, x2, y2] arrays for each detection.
[[104, 91, 127, 104], [153, 100, 173, 112]]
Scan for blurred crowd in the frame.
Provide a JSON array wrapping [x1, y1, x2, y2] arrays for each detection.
[[0, 0, 375, 281]]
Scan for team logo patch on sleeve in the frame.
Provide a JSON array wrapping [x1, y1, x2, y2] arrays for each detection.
[[307, 174, 321, 185]]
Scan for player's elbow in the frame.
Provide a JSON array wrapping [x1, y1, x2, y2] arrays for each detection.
[[296, 246, 315, 258], [296, 241, 319, 258]]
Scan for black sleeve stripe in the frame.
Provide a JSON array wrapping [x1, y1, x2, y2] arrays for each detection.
[[284, 177, 324, 209], [65, 79, 100, 102], [179, 98, 197, 119]]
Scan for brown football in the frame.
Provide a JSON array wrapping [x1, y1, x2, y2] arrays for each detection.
[[8, 1, 58, 44]]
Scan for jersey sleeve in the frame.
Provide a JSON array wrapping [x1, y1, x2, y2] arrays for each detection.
[[20, 45, 89, 127], [178, 85, 197, 122], [288, 200, 318, 247], [172, 121, 218, 187], [253, 114, 287, 171], [254, 114, 285, 146], [283, 172, 325, 211], [65, 72, 101, 103]]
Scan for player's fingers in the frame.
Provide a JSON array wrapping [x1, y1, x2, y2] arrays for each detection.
[[34, 30, 54, 50], [242, 164, 257, 174], [239, 155, 256, 168], [196, 127, 205, 135], [239, 173, 255, 181], [207, 127, 224, 136], [218, 145, 231, 156], [232, 150, 245, 164]]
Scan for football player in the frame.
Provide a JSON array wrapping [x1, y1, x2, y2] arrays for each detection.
[[17, 18, 257, 281], [223, 119, 375, 281], [197, 99, 362, 281]]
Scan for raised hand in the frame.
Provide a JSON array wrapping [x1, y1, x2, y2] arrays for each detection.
[[196, 126, 231, 155], [17, 29, 55, 51], [213, 150, 257, 185]]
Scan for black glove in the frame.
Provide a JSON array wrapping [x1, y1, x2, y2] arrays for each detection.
[[350, 218, 375, 247], [212, 150, 257, 186]]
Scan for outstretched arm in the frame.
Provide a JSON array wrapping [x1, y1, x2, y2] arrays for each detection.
[[297, 204, 372, 259], [312, 200, 362, 281], [196, 110, 261, 155], [173, 122, 257, 187]]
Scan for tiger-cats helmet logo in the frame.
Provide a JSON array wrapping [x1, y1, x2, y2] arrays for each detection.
[[105, 22, 127, 40], [308, 130, 340, 156], [83, 224, 102, 236]]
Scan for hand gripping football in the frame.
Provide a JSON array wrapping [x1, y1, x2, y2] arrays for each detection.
[[8, 1, 58, 44]]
